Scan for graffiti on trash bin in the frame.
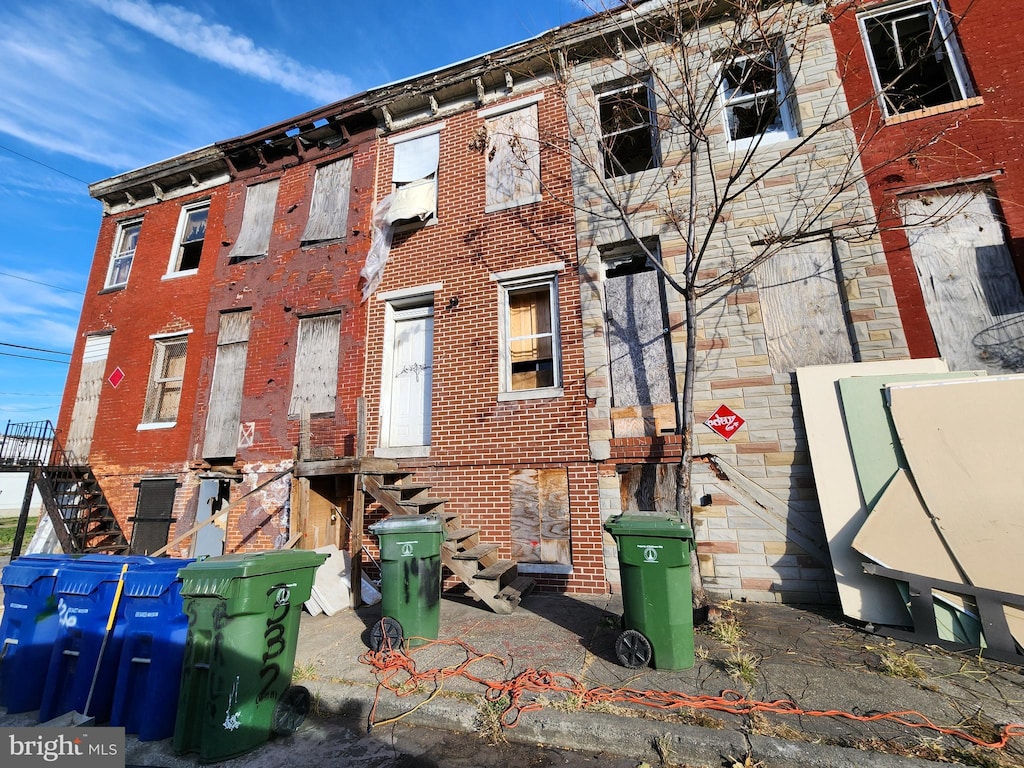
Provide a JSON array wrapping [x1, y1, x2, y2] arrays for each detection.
[[257, 582, 294, 704]]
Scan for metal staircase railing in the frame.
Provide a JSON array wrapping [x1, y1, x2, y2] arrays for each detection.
[[1, 420, 129, 554]]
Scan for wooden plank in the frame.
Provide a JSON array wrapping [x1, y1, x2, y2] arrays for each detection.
[[901, 188, 1024, 374], [605, 268, 672, 408], [453, 543, 499, 561], [755, 239, 853, 373], [796, 359, 949, 625], [351, 398, 366, 610], [474, 560, 517, 581]]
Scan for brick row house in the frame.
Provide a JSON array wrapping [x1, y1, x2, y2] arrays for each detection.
[[53, 0, 1022, 608]]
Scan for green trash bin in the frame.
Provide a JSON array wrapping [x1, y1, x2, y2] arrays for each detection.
[[603, 514, 695, 671], [173, 550, 327, 763], [368, 515, 445, 650]]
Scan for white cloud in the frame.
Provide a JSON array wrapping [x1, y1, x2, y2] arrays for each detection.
[[89, 0, 353, 103], [0, 4, 228, 170]]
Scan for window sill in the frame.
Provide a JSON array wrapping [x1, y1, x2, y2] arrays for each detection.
[[374, 445, 431, 459], [138, 422, 176, 431], [517, 562, 573, 575], [498, 387, 564, 402], [99, 284, 126, 294], [162, 269, 198, 281], [727, 129, 797, 154], [485, 195, 542, 214], [883, 96, 984, 125]]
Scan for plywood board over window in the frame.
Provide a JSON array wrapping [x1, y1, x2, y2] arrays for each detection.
[[203, 311, 251, 459], [756, 239, 853, 373], [484, 103, 540, 211], [302, 156, 353, 244], [289, 313, 341, 417], [66, 333, 111, 463], [605, 266, 673, 407], [510, 468, 571, 565], [229, 179, 280, 261], [900, 187, 1024, 374]]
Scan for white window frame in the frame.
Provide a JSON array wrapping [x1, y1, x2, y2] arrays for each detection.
[[105, 219, 142, 289], [493, 263, 564, 401], [387, 124, 443, 227], [719, 46, 797, 150], [597, 80, 659, 179], [858, 0, 974, 119], [165, 200, 209, 278], [139, 331, 190, 429], [479, 94, 544, 212]]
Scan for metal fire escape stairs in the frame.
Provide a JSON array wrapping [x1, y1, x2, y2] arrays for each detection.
[[362, 472, 534, 614], [0, 421, 129, 555]]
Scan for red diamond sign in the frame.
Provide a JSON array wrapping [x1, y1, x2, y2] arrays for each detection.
[[108, 367, 125, 388], [704, 404, 744, 440]]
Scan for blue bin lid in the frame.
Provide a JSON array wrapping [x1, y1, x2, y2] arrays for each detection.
[[123, 558, 194, 598], [1, 554, 70, 587], [56, 554, 168, 596]]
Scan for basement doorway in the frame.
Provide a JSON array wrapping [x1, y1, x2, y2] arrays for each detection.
[[129, 478, 179, 555]]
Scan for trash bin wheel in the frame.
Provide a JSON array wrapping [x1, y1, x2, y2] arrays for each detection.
[[370, 616, 404, 652], [271, 685, 312, 736], [615, 629, 653, 668]]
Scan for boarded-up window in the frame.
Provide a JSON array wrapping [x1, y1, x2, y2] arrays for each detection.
[[604, 250, 673, 407], [503, 281, 559, 392], [900, 187, 1024, 373], [755, 240, 853, 373], [229, 179, 279, 260], [66, 333, 111, 463], [289, 313, 341, 416], [619, 464, 678, 513], [386, 131, 439, 225], [129, 478, 177, 555], [142, 335, 188, 424], [510, 468, 571, 565], [484, 103, 540, 211], [203, 311, 251, 459], [302, 157, 353, 244]]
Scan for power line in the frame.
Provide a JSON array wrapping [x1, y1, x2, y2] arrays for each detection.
[[0, 343, 71, 356], [0, 141, 91, 185], [0, 272, 85, 295], [0, 392, 62, 397], [0, 351, 70, 364]]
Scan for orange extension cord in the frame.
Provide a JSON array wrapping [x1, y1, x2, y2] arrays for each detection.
[[359, 629, 1024, 750]]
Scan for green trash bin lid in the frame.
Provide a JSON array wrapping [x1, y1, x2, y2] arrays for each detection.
[[369, 515, 444, 536], [177, 550, 327, 597], [603, 514, 693, 539]]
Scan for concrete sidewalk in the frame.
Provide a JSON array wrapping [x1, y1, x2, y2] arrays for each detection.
[[293, 591, 1024, 767]]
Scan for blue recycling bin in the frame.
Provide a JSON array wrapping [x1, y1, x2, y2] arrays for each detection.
[[109, 557, 193, 740], [0, 554, 80, 713], [37, 555, 157, 724]]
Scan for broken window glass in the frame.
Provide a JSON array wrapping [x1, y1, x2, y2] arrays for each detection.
[[387, 131, 440, 224], [598, 82, 658, 178], [171, 204, 208, 273], [721, 49, 794, 144], [861, 0, 972, 116]]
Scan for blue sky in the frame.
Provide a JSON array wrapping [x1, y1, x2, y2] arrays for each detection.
[[0, 0, 596, 428]]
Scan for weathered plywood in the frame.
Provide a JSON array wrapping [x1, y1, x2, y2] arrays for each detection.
[[289, 313, 341, 417], [756, 240, 853, 373], [796, 359, 948, 624], [605, 269, 673, 408], [65, 334, 111, 463], [485, 103, 540, 209], [302, 156, 353, 243], [901, 188, 1024, 374], [229, 179, 279, 259], [619, 463, 678, 514], [203, 311, 251, 459], [510, 468, 570, 565], [838, 371, 984, 511]]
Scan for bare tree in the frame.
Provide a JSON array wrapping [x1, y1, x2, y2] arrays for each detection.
[[480, 0, 976, 606]]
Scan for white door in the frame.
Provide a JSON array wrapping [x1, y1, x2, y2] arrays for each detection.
[[386, 305, 433, 448]]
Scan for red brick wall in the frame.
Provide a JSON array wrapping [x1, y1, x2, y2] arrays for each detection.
[[364, 87, 607, 593], [57, 186, 230, 536], [831, 0, 1024, 356]]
